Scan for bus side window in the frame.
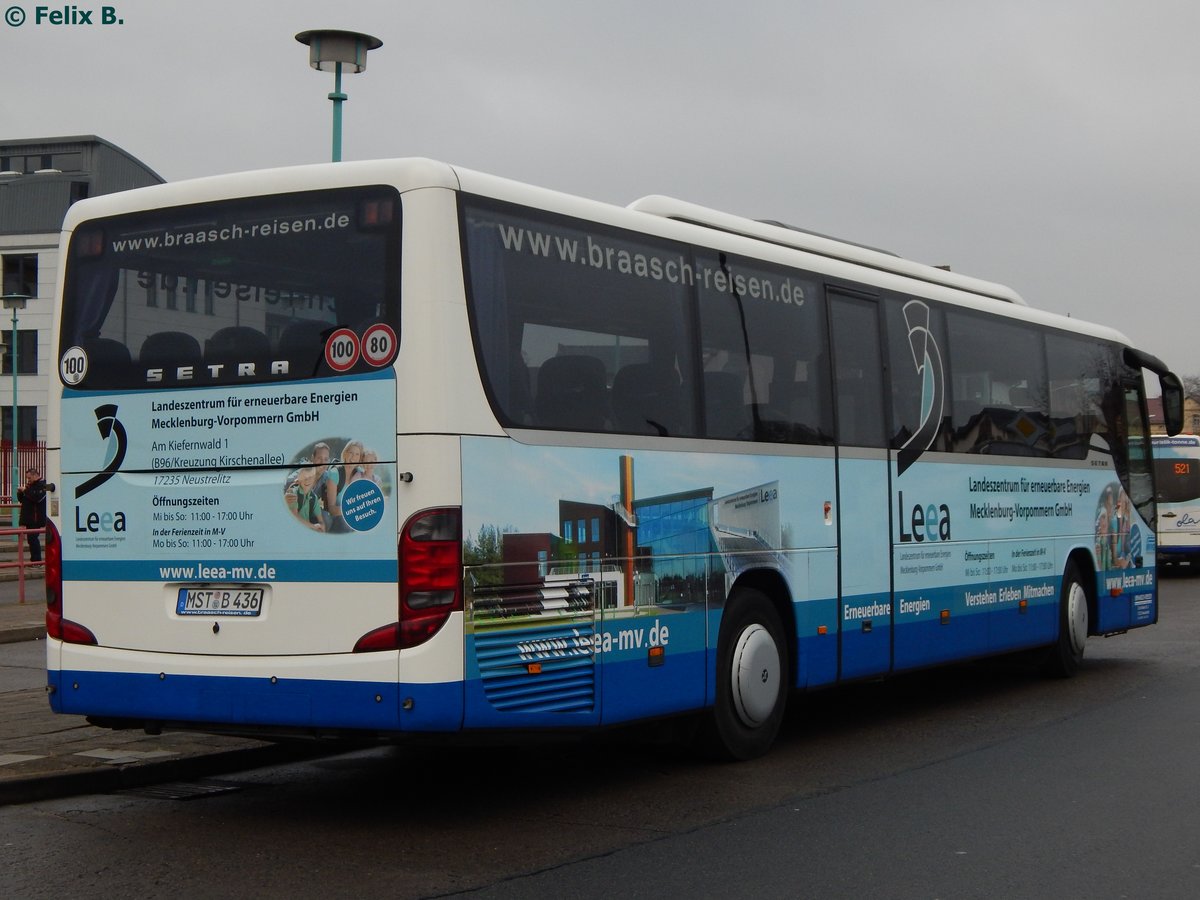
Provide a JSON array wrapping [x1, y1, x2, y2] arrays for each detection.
[[946, 309, 1050, 457]]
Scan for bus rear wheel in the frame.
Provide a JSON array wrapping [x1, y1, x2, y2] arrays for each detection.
[[1044, 561, 1089, 678], [700, 587, 788, 760]]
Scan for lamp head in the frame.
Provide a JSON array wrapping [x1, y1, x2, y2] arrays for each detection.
[[295, 29, 382, 73]]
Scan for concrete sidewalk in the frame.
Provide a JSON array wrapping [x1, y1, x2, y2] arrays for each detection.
[[0, 565, 317, 806]]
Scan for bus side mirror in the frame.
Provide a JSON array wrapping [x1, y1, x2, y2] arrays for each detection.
[[1160, 372, 1184, 436]]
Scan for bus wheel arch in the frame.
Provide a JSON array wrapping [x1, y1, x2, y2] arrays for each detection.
[[701, 577, 792, 760], [1044, 553, 1093, 678]]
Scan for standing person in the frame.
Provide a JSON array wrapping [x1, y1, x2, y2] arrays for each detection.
[[17, 467, 48, 562], [311, 441, 342, 532], [336, 441, 362, 532]]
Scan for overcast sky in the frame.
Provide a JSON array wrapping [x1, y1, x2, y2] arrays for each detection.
[[6, 0, 1198, 377]]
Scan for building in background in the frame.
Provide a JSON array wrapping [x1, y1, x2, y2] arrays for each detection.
[[0, 136, 163, 470]]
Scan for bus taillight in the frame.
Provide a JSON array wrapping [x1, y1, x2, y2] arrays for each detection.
[[400, 508, 462, 648], [44, 521, 96, 645], [355, 508, 462, 652], [45, 519, 61, 639]]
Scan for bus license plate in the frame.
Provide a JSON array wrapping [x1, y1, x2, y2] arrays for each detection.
[[176, 587, 265, 617]]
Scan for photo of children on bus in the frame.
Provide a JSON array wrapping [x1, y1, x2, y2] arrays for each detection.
[[284, 438, 388, 533], [1095, 482, 1143, 571]]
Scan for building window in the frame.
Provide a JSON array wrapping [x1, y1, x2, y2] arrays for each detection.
[[1, 254, 37, 298], [0, 330, 37, 375], [537, 550, 548, 578], [1, 406, 37, 443], [0, 152, 80, 174]]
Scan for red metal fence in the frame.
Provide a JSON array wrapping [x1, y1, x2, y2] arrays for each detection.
[[0, 441, 48, 502]]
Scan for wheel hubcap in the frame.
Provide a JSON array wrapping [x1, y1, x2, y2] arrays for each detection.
[[1066, 581, 1088, 655], [731, 624, 781, 727]]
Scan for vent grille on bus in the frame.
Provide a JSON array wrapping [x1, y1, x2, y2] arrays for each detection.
[[468, 578, 597, 713], [473, 625, 596, 712]]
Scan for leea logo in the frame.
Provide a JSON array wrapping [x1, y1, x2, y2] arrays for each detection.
[[74, 403, 128, 535], [897, 491, 952, 543]]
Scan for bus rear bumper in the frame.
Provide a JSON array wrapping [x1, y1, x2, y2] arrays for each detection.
[[1157, 544, 1200, 560], [48, 644, 464, 734]]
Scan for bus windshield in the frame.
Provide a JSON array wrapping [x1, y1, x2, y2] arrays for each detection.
[[59, 186, 400, 390]]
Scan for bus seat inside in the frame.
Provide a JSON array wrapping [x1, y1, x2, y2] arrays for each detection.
[[534, 354, 610, 431], [139, 330, 202, 370], [612, 363, 683, 436]]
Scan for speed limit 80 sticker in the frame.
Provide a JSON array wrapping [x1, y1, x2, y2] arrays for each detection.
[[361, 324, 397, 367]]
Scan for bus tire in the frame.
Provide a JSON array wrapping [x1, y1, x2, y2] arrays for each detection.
[[1044, 561, 1089, 678], [701, 588, 788, 761]]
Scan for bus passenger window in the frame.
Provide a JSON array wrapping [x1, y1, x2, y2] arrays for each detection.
[[695, 252, 830, 444], [946, 309, 1050, 457]]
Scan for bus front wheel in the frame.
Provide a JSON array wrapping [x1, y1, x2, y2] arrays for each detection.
[[701, 588, 788, 760], [1044, 561, 1089, 678]]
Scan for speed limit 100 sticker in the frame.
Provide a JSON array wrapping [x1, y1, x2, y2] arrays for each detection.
[[361, 323, 398, 367], [60, 346, 88, 386], [324, 328, 361, 372]]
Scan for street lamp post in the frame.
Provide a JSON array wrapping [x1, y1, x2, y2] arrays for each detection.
[[295, 29, 383, 162], [0, 293, 27, 526]]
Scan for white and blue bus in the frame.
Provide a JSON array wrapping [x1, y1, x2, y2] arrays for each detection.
[[45, 159, 1184, 759], [1152, 434, 1200, 567]]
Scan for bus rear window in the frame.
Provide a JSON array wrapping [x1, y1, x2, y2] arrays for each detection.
[[59, 186, 400, 389]]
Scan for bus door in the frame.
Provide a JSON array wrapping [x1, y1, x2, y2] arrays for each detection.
[[1097, 382, 1158, 632], [828, 292, 893, 679]]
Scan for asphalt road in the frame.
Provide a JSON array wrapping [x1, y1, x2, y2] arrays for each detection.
[[0, 639, 41, 693], [2, 569, 1198, 899]]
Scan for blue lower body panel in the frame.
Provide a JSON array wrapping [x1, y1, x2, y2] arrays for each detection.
[[51, 669, 463, 733]]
